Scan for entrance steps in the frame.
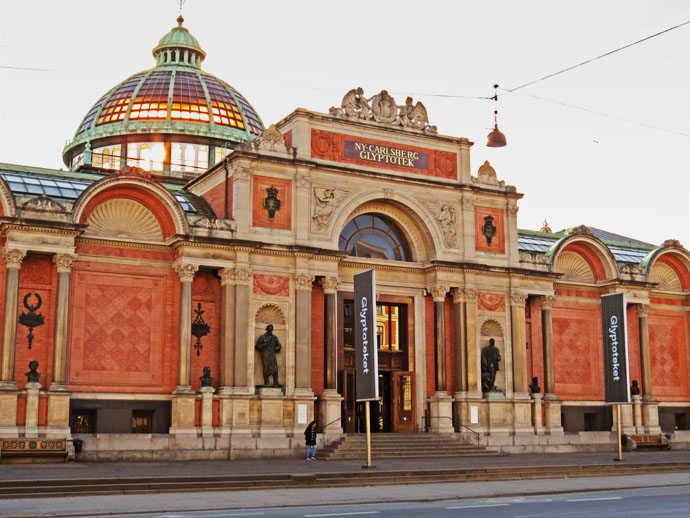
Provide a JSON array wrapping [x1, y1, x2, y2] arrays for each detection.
[[318, 433, 497, 460]]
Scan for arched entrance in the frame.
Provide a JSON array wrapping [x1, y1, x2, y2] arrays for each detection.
[[337, 212, 417, 433]]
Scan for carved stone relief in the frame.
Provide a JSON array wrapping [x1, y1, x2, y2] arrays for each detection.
[[423, 201, 458, 248], [312, 187, 348, 231], [248, 124, 288, 153], [472, 160, 505, 187], [85, 198, 163, 241], [329, 87, 437, 134]]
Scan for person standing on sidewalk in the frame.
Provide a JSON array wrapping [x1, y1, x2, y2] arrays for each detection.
[[304, 421, 318, 460]]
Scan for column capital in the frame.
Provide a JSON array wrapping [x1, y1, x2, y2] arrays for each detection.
[[319, 276, 338, 294], [633, 303, 650, 317], [295, 273, 315, 291], [429, 285, 449, 302], [510, 291, 528, 307], [173, 261, 199, 283], [219, 266, 251, 286], [451, 287, 465, 304], [463, 288, 477, 303], [53, 254, 75, 273], [539, 295, 555, 310], [3, 248, 26, 270]]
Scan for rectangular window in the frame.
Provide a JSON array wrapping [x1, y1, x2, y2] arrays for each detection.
[[71, 410, 96, 434], [131, 410, 154, 433]]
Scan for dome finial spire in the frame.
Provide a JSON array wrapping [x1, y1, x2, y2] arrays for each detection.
[[177, 15, 184, 26]]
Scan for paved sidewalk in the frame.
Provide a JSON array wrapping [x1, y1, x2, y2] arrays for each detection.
[[2, 450, 690, 481], [1, 452, 690, 517], [1, 472, 689, 517]]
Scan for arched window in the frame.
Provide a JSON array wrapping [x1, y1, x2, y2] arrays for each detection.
[[338, 214, 412, 261]]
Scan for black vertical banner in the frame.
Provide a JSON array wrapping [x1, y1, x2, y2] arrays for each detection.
[[601, 293, 631, 403], [354, 269, 379, 401]]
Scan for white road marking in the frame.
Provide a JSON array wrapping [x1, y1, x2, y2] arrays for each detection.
[[305, 512, 380, 517], [566, 496, 624, 502], [446, 503, 511, 509]]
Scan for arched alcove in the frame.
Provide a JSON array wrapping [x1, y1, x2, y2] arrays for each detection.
[[254, 304, 287, 388]]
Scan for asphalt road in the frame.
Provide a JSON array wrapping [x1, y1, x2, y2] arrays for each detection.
[[13, 485, 690, 518]]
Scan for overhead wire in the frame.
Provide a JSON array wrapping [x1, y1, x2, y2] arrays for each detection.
[[504, 21, 690, 93]]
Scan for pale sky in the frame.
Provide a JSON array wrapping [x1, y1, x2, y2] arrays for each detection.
[[1, 0, 688, 247]]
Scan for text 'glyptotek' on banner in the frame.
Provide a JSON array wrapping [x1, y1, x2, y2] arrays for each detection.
[[354, 269, 379, 401], [601, 292, 631, 404]]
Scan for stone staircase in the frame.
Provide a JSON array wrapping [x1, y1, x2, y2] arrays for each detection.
[[317, 433, 497, 460]]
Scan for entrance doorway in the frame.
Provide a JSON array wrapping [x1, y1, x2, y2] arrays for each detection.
[[339, 295, 416, 433]]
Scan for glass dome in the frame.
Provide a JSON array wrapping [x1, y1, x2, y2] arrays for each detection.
[[63, 16, 264, 177]]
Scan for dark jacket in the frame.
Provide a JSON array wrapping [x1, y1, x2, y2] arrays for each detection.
[[304, 423, 317, 446]]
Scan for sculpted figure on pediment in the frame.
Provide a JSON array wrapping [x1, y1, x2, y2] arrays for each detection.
[[330, 87, 373, 120]]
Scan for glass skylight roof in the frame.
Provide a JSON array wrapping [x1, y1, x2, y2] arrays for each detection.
[[518, 234, 558, 253], [0, 171, 198, 215]]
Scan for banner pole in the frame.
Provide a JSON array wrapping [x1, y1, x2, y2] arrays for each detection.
[[365, 401, 372, 468], [615, 404, 623, 462]]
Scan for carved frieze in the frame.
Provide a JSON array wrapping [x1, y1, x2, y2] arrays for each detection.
[[113, 165, 152, 180], [312, 187, 348, 231], [423, 201, 458, 247], [192, 218, 235, 231], [232, 165, 252, 181], [253, 274, 289, 297], [478, 293, 506, 313], [329, 87, 437, 134], [22, 195, 67, 213]]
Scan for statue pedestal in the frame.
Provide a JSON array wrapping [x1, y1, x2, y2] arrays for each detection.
[[200, 387, 214, 438], [543, 395, 564, 435], [169, 393, 196, 435], [511, 393, 534, 435], [318, 389, 343, 434], [46, 390, 71, 437], [642, 397, 661, 434], [428, 392, 454, 433], [0, 389, 19, 436], [257, 388, 285, 437], [632, 395, 643, 433], [531, 394, 545, 434], [25, 382, 41, 438]]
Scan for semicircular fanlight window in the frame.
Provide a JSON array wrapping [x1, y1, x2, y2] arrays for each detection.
[[338, 213, 411, 261]]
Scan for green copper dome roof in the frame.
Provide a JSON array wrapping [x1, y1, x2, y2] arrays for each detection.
[[63, 17, 262, 167]]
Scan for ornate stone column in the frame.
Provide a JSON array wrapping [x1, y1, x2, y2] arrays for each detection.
[[46, 254, 75, 435], [294, 274, 314, 392], [217, 268, 236, 432], [170, 261, 198, 435], [451, 289, 466, 394], [428, 285, 453, 433], [510, 291, 532, 433], [635, 304, 660, 433], [464, 289, 481, 398], [230, 266, 252, 435], [0, 249, 25, 389], [451, 288, 468, 432], [319, 276, 342, 433], [540, 295, 563, 434], [0, 249, 25, 435], [510, 292, 528, 395]]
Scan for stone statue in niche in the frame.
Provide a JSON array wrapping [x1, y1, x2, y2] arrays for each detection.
[[480, 338, 501, 393], [529, 376, 541, 394], [200, 366, 213, 388], [255, 324, 282, 386], [25, 360, 40, 384], [630, 379, 641, 396]]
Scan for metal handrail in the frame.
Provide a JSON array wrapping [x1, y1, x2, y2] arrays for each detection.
[[422, 415, 481, 446], [321, 416, 343, 431]]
